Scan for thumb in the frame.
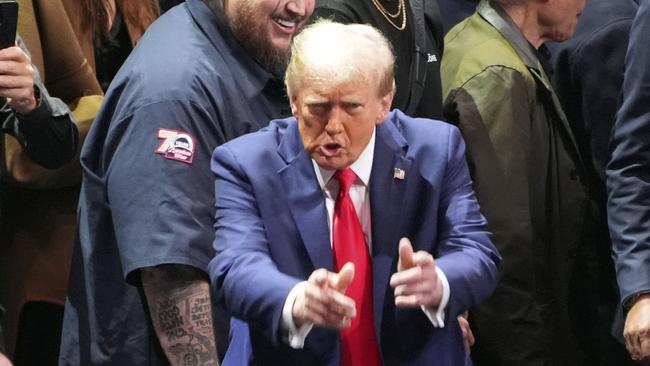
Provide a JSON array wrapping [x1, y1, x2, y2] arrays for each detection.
[[398, 237, 415, 271], [333, 262, 355, 292]]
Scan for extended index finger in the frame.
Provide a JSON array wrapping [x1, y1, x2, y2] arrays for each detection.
[[308, 268, 330, 288], [412, 251, 435, 267], [325, 288, 357, 318]]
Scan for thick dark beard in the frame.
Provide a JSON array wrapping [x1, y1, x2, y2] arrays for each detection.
[[246, 35, 291, 77], [227, 5, 292, 77]]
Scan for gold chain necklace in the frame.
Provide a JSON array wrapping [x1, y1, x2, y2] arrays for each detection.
[[371, 0, 407, 31]]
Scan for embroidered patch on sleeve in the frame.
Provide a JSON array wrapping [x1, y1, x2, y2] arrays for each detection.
[[155, 128, 196, 164]]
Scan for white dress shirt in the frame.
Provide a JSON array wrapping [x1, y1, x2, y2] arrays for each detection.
[[281, 129, 450, 348]]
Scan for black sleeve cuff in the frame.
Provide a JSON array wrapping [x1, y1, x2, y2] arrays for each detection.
[[14, 84, 79, 169]]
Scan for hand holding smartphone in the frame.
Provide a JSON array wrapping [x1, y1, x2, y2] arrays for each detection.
[[0, 1, 38, 114]]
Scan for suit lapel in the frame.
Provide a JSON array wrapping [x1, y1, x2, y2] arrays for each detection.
[[278, 121, 334, 271], [277, 115, 414, 333], [369, 120, 412, 333]]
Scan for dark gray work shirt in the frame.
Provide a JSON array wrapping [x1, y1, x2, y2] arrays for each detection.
[[59, 0, 287, 364]]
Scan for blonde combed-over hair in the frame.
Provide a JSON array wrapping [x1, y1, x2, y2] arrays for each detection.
[[285, 19, 396, 99]]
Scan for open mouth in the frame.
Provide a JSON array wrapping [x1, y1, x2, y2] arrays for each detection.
[[320, 143, 342, 157], [273, 17, 297, 32]]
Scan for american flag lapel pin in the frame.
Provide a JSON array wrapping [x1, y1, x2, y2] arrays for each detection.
[[393, 167, 405, 180]]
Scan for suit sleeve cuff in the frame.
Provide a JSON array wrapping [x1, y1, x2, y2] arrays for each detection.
[[421, 266, 450, 327], [281, 281, 313, 348], [624, 291, 650, 310]]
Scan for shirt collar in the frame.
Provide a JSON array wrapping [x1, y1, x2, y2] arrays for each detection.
[[313, 128, 376, 190], [189, 0, 277, 100], [477, 0, 541, 70]]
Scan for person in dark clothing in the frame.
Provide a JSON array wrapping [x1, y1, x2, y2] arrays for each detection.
[[0, 1, 160, 365], [552, 0, 639, 364], [80, 0, 160, 91], [159, 0, 184, 12], [442, 0, 599, 364], [436, 0, 478, 34], [0, 35, 78, 363], [607, 0, 650, 362], [312, 0, 444, 120], [59, 0, 315, 364]]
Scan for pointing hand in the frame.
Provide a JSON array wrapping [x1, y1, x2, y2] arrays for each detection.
[[390, 237, 443, 308], [292, 262, 357, 328]]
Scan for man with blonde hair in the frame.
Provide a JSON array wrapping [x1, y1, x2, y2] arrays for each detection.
[[209, 20, 500, 365]]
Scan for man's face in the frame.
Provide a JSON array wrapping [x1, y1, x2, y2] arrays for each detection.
[[539, 0, 585, 42], [293, 77, 392, 171], [226, 0, 315, 76]]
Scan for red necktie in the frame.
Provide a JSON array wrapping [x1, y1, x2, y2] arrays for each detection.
[[332, 168, 382, 366]]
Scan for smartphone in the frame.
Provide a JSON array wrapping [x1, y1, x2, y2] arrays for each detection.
[[0, 0, 18, 50]]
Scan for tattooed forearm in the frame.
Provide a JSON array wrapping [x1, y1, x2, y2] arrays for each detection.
[[142, 264, 219, 366]]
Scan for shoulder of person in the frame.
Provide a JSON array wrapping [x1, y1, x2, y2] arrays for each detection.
[[384, 110, 456, 145]]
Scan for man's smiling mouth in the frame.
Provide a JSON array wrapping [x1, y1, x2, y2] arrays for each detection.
[[273, 17, 297, 31]]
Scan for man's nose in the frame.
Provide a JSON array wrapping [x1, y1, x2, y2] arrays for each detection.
[[324, 109, 344, 135], [286, 0, 313, 17]]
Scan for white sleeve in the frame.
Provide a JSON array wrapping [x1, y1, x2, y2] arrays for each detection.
[[281, 281, 314, 348], [421, 266, 450, 327]]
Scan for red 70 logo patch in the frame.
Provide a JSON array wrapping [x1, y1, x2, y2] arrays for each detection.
[[155, 128, 196, 164]]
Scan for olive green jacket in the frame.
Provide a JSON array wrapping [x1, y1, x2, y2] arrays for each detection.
[[442, 1, 595, 365]]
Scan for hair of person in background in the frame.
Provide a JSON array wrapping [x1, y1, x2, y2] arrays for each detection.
[[78, 0, 160, 42]]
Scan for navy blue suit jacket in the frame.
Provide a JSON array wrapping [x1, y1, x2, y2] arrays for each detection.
[[209, 110, 500, 365], [553, 0, 639, 345], [607, 0, 650, 309]]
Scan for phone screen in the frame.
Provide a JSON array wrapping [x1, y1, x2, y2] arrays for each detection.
[[0, 0, 18, 49]]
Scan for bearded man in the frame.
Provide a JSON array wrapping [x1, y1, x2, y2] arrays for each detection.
[[59, 0, 314, 365]]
